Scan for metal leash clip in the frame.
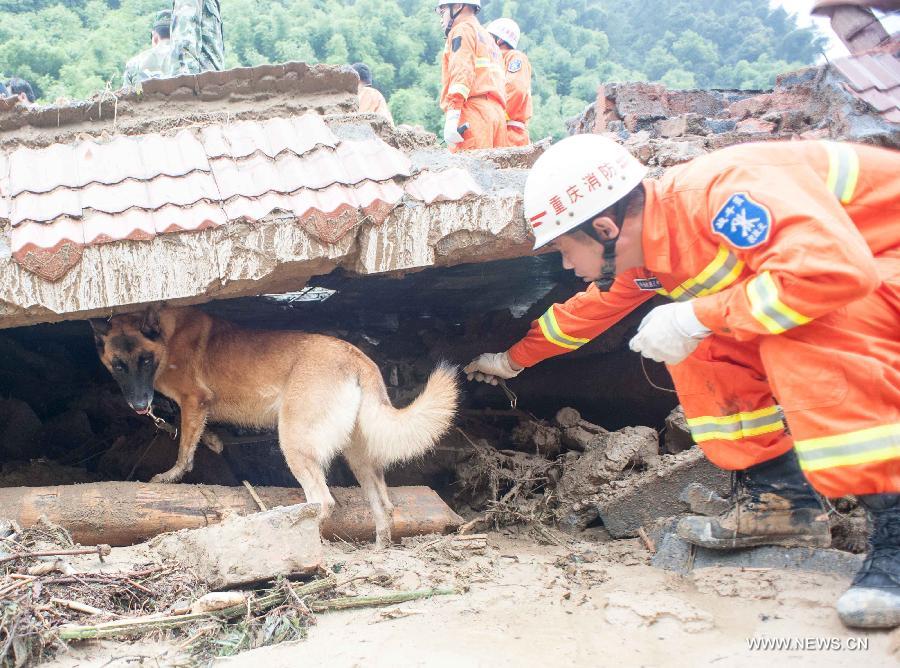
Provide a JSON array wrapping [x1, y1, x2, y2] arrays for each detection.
[[497, 379, 518, 410], [147, 405, 178, 440]]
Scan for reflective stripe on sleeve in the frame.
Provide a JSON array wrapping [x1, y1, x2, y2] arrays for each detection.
[[686, 405, 786, 443], [448, 83, 470, 99], [537, 307, 590, 351], [823, 141, 860, 205], [746, 271, 813, 334], [656, 246, 745, 302]]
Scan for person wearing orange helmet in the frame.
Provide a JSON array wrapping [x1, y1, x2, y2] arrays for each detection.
[[464, 134, 900, 629], [436, 0, 507, 152], [486, 18, 533, 146]]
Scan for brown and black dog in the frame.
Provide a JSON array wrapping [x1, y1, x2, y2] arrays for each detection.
[[90, 305, 458, 545]]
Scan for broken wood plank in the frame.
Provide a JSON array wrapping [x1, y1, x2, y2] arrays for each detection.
[[0, 483, 462, 546], [58, 576, 338, 640]]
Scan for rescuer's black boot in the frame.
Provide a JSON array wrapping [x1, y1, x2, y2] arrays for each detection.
[[677, 450, 830, 549]]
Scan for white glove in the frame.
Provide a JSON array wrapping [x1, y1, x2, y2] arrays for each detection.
[[443, 109, 464, 145], [463, 352, 523, 385], [628, 301, 711, 366]]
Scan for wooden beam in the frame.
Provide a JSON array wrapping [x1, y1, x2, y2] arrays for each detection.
[[0, 482, 462, 546]]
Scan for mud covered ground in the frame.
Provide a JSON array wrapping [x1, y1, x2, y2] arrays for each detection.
[[44, 530, 899, 668]]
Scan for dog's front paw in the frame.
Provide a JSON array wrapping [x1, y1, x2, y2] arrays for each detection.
[[375, 529, 393, 550], [150, 469, 184, 484]]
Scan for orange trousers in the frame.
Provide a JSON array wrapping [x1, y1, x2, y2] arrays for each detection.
[[668, 254, 900, 498], [504, 124, 530, 147], [449, 96, 506, 153]]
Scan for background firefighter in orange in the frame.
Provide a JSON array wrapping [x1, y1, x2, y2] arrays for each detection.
[[464, 135, 900, 630], [486, 18, 533, 146], [350, 62, 394, 126], [436, 0, 507, 152]]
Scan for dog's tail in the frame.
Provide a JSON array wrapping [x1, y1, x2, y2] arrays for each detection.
[[358, 362, 459, 467]]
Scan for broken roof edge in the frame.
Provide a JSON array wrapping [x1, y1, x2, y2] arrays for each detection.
[[0, 62, 360, 149], [0, 178, 531, 331]]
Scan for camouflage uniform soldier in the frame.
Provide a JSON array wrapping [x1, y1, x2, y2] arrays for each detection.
[[170, 0, 225, 75], [123, 10, 176, 88]]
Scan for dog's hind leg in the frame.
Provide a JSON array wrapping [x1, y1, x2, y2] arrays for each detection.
[[375, 468, 393, 515], [343, 438, 393, 548], [277, 381, 361, 521]]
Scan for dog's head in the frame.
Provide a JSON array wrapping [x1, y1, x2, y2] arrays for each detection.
[[90, 307, 167, 415]]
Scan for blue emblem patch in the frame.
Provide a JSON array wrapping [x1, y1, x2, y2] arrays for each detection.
[[711, 193, 772, 249], [508, 58, 523, 73]]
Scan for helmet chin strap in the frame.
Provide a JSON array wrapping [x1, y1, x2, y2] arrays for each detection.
[[593, 196, 630, 291], [595, 238, 619, 291], [444, 4, 464, 35]]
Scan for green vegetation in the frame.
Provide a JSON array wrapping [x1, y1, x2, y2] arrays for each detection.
[[0, 0, 825, 138]]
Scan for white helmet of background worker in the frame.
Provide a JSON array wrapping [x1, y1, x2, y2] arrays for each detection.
[[486, 18, 521, 49], [436, 0, 482, 38], [435, 0, 481, 11], [524, 134, 647, 251]]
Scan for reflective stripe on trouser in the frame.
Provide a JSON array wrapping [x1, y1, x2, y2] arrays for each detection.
[[449, 96, 507, 153], [667, 336, 794, 471], [504, 123, 530, 147], [759, 254, 900, 497]]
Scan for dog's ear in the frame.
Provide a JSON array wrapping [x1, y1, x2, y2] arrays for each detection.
[[140, 306, 162, 341], [89, 318, 111, 336], [89, 318, 110, 353]]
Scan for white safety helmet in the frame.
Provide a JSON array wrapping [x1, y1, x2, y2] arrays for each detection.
[[524, 134, 647, 251], [486, 18, 521, 49], [436, 0, 481, 11]]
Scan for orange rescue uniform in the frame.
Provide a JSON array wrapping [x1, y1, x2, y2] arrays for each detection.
[[500, 49, 533, 146], [508, 140, 900, 498], [358, 85, 394, 125], [440, 15, 507, 152]]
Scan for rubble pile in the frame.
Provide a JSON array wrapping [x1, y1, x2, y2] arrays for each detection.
[[568, 62, 900, 172], [447, 406, 731, 537], [0, 518, 455, 666]]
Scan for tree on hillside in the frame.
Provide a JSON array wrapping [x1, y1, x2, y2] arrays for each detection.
[[0, 0, 826, 139]]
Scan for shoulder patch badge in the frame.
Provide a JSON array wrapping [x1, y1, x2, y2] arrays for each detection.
[[711, 192, 772, 249], [508, 58, 523, 73], [451, 36, 462, 52], [634, 277, 663, 291]]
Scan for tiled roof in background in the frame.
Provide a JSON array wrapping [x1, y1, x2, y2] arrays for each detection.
[[2, 113, 483, 282], [831, 51, 900, 123]]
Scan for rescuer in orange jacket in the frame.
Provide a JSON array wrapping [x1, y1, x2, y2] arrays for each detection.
[[436, 0, 507, 152], [351, 62, 394, 126], [463, 135, 900, 630], [486, 18, 533, 146]]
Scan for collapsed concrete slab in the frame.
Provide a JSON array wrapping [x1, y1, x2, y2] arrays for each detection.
[[595, 447, 730, 538], [0, 63, 542, 331], [0, 62, 361, 148]]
